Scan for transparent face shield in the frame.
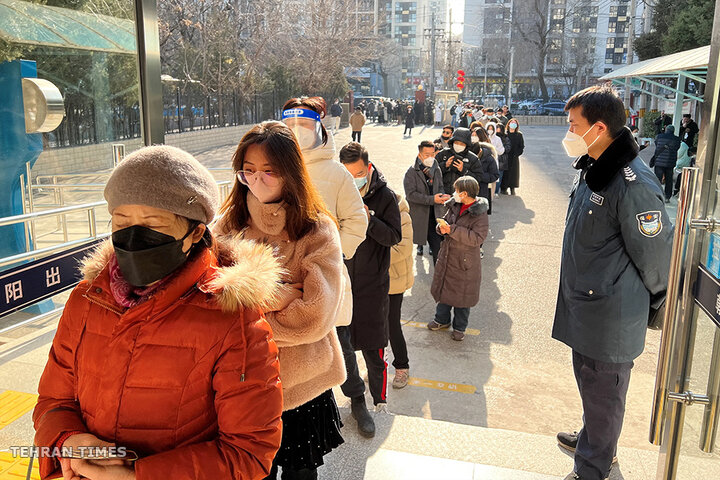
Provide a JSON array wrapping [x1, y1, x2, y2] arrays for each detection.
[[282, 108, 323, 150]]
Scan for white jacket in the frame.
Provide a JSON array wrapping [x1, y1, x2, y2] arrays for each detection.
[[302, 134, 368, 260], [302, 134, 368, 328]]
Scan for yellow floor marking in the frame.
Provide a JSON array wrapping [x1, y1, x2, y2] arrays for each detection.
[[0, 391, 38, 430], [403, 320, 481, 336], [0, 451, 41, 479], [407, 377, 477, 394]]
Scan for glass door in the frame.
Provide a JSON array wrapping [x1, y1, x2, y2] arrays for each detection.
[[651, 8, 720, 479]]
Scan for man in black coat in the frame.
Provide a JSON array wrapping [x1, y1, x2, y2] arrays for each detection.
[[653, 111, 672, 135], [338, 142, 402, 437], [436, 127, 494, 196], [555, 86, 672, 480], [650, 124, 681, 202], [680, 113, 699, 147]]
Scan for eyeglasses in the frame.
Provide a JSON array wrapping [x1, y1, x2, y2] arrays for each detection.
[[236, 170, 280, 187]]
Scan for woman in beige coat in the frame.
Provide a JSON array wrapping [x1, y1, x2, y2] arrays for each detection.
[[388, 193, 414, 388], [214, 121, 346, 479]]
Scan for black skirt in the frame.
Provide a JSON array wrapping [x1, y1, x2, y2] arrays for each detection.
[[273, 390, 344, 471]]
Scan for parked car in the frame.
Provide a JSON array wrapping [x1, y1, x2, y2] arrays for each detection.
[[540, 102, 566, 116]]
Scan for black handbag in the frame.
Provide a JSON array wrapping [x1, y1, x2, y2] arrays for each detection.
[[648, 296, 666, 330]]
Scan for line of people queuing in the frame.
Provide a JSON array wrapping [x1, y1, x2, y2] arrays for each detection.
[[31, 94, 519, 480]]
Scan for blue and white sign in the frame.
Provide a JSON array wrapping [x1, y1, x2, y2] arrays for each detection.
[[706, 233, 720, 279], [694, 264, 720, 329], [0, 239, 104, 318]]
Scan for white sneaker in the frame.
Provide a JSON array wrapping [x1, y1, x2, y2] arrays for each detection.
[[374, 403, 389, 413]]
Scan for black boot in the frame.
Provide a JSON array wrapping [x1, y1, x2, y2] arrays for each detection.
[[351, 396, 375, 438], [417, 245, 423, 256]]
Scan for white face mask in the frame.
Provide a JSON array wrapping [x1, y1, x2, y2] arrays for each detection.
[[509, 122, 518, 130], [295, 127, 321, 150], [562, 124, 599, 157], [487, 129, 495, 137], [422, 157, 435, 167], [453, 191, 463, 203], [453, 143, 465, 154], [471, 135, 479, 144]]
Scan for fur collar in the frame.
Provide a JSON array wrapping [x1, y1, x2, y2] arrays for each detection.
[[80, 236, 284, 313], [443, 196, 490, 216], [573, 126, 639, 192]]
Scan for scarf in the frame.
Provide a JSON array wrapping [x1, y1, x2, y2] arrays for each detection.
[[108, 254, 172, 308]]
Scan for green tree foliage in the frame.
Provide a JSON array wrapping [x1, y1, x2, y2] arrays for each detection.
[[635, 0, 714, 60]]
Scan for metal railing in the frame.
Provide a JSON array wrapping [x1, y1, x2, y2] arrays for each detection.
[[0, 201, 108, 268]]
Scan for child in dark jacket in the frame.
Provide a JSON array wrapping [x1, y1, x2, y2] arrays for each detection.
[[427, 176, 490, 341]]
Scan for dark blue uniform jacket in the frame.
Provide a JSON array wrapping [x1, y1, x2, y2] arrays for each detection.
[[552, 127, 673, 363]]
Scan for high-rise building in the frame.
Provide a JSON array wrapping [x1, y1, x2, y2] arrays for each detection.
[[377, 0, 448, 97], [544, 0, 646, 97], [460, 0, 648, 100]]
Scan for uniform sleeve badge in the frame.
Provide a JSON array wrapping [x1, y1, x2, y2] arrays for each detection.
[[637, 211, 662, 237]]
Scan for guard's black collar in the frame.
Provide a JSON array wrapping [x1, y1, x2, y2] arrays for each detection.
[[573, 126, 639, 192]]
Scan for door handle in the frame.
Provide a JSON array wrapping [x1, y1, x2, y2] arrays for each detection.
[[700, 327, 720, 453], [650, 167, 700, 445], [690, 217, 720, 232]]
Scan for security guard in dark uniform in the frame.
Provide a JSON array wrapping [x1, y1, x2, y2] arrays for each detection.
[[552, 86, 673, 480]]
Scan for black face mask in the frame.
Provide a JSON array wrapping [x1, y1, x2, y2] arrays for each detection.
[[112, 224, 197, 287]]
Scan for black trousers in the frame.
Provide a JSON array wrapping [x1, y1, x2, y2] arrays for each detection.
[[427, 212, 443, 265], [654, 165, 674, 200], [404, 126, 412, 135], [352, 131, 361, 142], [388, 294, 409, 370], [572, 350, 633, 480], [336, 326, 388, 405]]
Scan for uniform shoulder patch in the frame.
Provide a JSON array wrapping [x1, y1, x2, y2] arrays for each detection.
[[623, 166, 637, 182], [636, 211, 662, 237]]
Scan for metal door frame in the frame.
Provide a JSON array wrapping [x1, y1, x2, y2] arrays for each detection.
[[650, 3, 720, 478]]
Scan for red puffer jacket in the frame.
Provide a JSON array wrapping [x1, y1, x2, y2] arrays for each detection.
[[33, 238, 285, 479]]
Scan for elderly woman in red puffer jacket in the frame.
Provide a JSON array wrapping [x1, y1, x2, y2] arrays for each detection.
[[33, 145, 284, 480]]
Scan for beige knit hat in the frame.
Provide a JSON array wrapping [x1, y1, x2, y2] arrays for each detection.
[[104, 145, 219, 224]]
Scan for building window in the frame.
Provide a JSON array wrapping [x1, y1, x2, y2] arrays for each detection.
[[573, 6, 598, 33]]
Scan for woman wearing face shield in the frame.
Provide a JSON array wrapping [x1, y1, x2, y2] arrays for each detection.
[[214, 121, 346, 480], [32, 146, 284, 480], [281, 98, 368, 262]]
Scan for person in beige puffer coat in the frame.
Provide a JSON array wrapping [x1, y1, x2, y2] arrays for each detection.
[[350, 107, 366, 143], [388, 193, 414, 389]]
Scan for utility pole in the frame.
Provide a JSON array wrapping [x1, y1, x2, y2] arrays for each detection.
[[431, 8, 436, 98], [507, 0, 515, 107], [424, 2, 444, 98], [624, 0, 637, 112], [508, 47, 515, 106], [447, 8, 453, 90]]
